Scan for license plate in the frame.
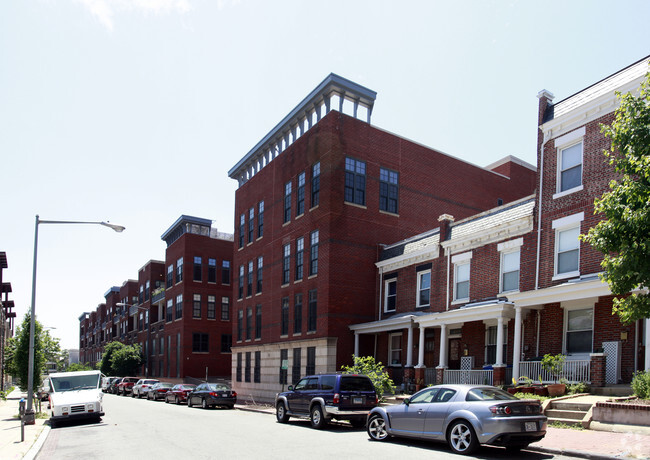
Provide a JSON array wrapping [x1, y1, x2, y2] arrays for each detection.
[[525, 422, 537, 432], [353, 397, 363, 404]]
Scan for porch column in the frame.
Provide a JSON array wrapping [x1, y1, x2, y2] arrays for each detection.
[[495, 316, 505, 366], [512, 307, 523, 381], [438, 324, 448, 368], [646, 318, 650, 371], [416, 325, 426, 368], [406, 323, 414, 367], [354, 332, 359, 358]]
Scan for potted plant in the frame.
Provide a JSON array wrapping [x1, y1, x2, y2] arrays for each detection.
[[542, 353, 567, 397], [507, 376, 534, 394]]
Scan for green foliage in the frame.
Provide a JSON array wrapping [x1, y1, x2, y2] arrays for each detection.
[[582, 70, 650, 323], [512, 392, 549, 402], [541, 353, 566, 383], [110, 343, 143, 376], [42, 330, 67, 372], [548, 421, 584, 431], [12, 314, 47, 393], [66, 363, 93, 372], [100, 341, 125, 375], [631, 370, 650, 399], [3, 336, 17, 377], [340, 355, 395, 399], [566, 382, 590, 395], [0, 386, 15, 401]]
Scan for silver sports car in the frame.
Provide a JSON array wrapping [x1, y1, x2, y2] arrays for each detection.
[[366, 384, 547, 455]]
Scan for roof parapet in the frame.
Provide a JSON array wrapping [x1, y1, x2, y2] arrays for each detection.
[[228, 73, 377, 187]]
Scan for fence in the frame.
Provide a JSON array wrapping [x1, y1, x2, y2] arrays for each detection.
[[518, 360, 590, 384], [443, 369, 493, 385]]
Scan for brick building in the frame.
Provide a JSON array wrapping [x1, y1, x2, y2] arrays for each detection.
[[351, 56, 650, 389], [228, 73, 536, 402]]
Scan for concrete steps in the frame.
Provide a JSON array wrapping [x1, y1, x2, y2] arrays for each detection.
[[545, 400, 592, 427]]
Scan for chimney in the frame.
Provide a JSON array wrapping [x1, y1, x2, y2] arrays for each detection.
[[438, 214, 455, 242]]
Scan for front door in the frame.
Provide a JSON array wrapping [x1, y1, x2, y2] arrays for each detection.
[[448, 338, 461, 370], [424, 330, 436, 368]]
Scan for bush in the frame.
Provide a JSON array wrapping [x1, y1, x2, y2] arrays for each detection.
[[631, 371, 650, 400], [341, 355, 395, 399], [567, 382, 590, 395]]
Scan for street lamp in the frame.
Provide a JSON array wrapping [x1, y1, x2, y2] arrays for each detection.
[[25, 215, 125, 424], [115, 303, 150, 378]]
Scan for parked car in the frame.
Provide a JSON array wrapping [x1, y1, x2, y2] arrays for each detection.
[[366, 384, 547, 455], [165, 384, 196, 405], [38, 378, 52, 402], [48, 370, 104, 428], [116, 377, 139, 396], [147, 382, 174, 401], [275, 373, 378, 429], [108, 377, 123, 394], [102, 376, 118, 393], [187, 383, 236, 409], [132, 379, 159, 398]]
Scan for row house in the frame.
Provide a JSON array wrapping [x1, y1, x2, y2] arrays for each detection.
[[351, 56, 650, 389], [79, 215, 234, 381], [1, 252, 16, 390], [228, 73, 537, 402]]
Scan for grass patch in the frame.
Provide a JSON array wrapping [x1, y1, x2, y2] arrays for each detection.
[[512, 392, 550, 402], [548, 421, 584, 430]]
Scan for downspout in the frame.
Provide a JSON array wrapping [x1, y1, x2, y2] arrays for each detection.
[[446, 250, 451, 311], [535, 133, 549, 290], [378, 267, 383, 321], [536, 310, 541, 357]]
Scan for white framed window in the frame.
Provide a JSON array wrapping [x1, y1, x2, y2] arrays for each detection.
[[452, 252, 471, 302], [500, 250, 520, 293], [485, 324, 508, 365], [554, 127, 585, 197], [563, 306, 593, 355], [553, 213, 583, 280], [416, 270, 431, 308], [389, 332, 402, 366], [384, 278, 397, 312]]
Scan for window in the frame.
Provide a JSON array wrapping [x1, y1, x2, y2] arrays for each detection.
[[565, 307, 593, 354], [221, 297, 229, 320], [281, 297, 289, 336], [501, 250, 520, 292], [311, 162, 320, 208], [192, 333, 208, 353], [308, 290, 317, 332], [139, 285, 144, 304], [389, 333, 402, 366], [380, 168, 399, 213], [193, 256, 202, 282], [344, 157, 366, 205], [239, 213, 245, 248], [254, 351, 261, 383], [297, 172, 305, 216], [176, 257, 183, 283], [248, 207, 254, 243], [221, 334, 232, 353], [455, 262, 470, 301], [145, 280, 150, 301], [309, 230, 319, 276], [294, 293, 302, 334], [556, 226, 580, 276], [166, 299, 173, 322], [279, 349, 288, 384], [175, 294, 183, 319], [485, 325, 508, 364], [255, 305, 262, 339], [282, 244, 290, 285], [256, 257, 263, 293], [245, 352, 251, 382], [284, 181, 292, 223], [385, 278, 396, 312], [258, 201, 264, 238], [238, 265, 244, 299], [247, 261, 253, 297], [292, 348, 301, 384], [166, 264, 173, 288], [222, 260, 231, 285], [246, 307, 252, 340], [559, 142, 583, 193], [306, 347, 316, 375], [417, 270, 430, 308], [205, 258, 216, 283], [237, 310, 243, 342], [236, 353, 242, 382], [207, 295, 216, 319], [295, 237, 304, 281], [193, 294, 201, 318]]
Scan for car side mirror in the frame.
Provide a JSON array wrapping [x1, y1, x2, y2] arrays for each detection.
[[287, 385, 293, 391], [403, 398, 410, 406]]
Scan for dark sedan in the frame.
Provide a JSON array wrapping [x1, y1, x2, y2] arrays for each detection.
[[366, 384, 547, 455], [187, 383, 237, 409], [165, 384, 196, 405], [147, 382, 174, 401]]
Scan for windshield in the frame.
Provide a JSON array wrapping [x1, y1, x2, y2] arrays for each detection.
[[51, 374, 101, 392]]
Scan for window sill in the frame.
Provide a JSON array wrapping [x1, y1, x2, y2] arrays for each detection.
[[308, 274, 317, 280], [310, 205, 319, 212], [256, 236, 263, 242], [280, 335, 288, 339], [553, 185, 583, 200], [296, 213, 304, 220], [384, 309, 396, 314], [294, 279, 303, 284], [293, 333, 302, 337], [247, 242, 253, 247], [281, 283, 290, 288], [499, 289, 520, 295], [552, 271, 580, 281], [255, 292, 262, 296], [416, 304, 430, 309], [344, 201, 367, 209], [282, 221, 291, 227], [307, 331, 316, 335], [451, 299, 468, 306], [379, 210, 399, 217]]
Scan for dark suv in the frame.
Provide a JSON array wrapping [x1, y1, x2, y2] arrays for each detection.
[[275, 374, 378, 429]]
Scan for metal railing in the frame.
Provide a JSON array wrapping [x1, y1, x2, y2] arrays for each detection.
[[443, 369, 493, 385], [518, 360, 590, 384]]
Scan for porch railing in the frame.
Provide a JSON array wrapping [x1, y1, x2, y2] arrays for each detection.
[[443, 369, 493, 385], [518, 360, 590, 384]]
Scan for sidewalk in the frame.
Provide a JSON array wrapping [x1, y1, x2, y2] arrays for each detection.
[[0, 389, 49, 460]]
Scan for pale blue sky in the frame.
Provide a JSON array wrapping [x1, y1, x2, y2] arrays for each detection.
[[1, 0, 648, 350]]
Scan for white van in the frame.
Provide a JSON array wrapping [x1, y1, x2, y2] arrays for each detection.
[[48, 370, 104, 427]]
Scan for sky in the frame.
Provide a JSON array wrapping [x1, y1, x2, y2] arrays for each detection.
[[1, 0, 649, 350]]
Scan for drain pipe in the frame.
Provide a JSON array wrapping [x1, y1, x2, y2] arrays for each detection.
[[378, 267, 383, 321], [535, 134, 549, 290], [446, 250, 451, 310]]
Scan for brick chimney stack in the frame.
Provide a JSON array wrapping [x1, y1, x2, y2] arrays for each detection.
[[438, 214, 455, 242]]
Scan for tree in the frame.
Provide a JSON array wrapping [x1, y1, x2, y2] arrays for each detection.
[[341, 355, 395, 399], [42, 330, 67, 372], [111, 344, 142, 376], [100, 341, 124, 375], [582, 69, 650, 324], [66, 363, 93, 372], [11, 314, 47, 393]]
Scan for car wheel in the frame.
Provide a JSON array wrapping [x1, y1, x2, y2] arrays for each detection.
[[448, 420, 479, 455], [201, 398, 208, 409], [165, 395, 169, 404], [187, 397, 192, 408], [349, 418, 366, 428], [310, 405, 327, 429], [276, 402, 289, 423], [147, 393, 151, 400], [175, 396, 180, 405], [131, 391, 135, 398], [367, 414, 389, 441]]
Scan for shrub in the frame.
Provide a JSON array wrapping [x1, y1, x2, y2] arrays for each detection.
[[541, 353, 566, 383], [341, 355, 395, 399], [567, 382, 590, 395], [631, 370, 650, 400]]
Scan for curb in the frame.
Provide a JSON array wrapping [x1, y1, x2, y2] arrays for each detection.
[[24, 424, 50, 460], [528, 445, 623, 460]]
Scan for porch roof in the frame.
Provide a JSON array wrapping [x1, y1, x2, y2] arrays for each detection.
[[507, 274, 611, 307], [350, 312, 425, 334], [416, 299, 515, 328]]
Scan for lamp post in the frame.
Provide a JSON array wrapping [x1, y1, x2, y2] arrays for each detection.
[[25, 215, 124, 424], [115, 303, 150, 378]]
